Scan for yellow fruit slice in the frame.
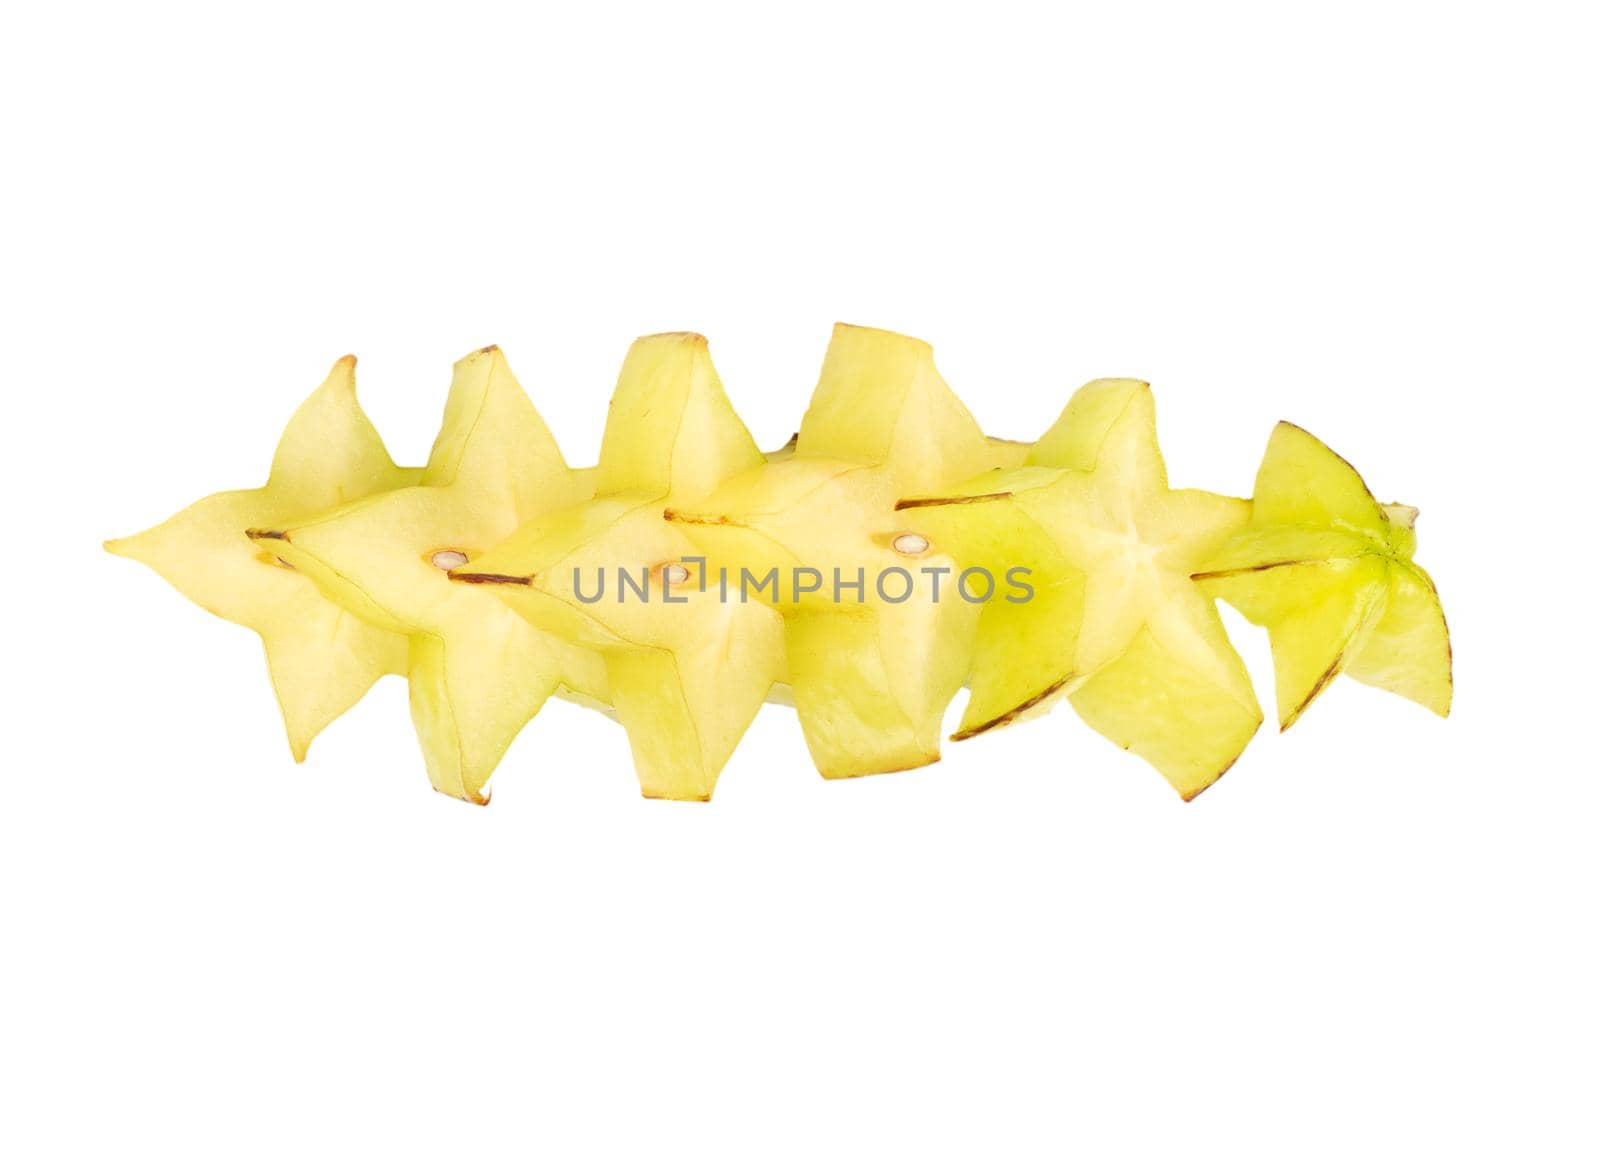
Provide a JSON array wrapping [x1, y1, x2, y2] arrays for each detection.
[[248, 346, 607, 803], [105, 356, 419, 761], [1067, 623, 1258, 800], [667, 324, 1010, 780], [1194, 421, 1452, 728], [799, 323, 1000, 490], [900, 379, 1261, 799], [453, 333, 785, 801], [596, 332, 764, 500]]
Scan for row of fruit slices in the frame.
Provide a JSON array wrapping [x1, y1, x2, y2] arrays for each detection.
[[107, 324, 1451, 804]]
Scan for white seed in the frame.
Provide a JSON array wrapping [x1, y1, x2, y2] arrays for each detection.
[[891, 532, 930, 555], [430, 549, 470, 570], [662, 563, 691, 585]]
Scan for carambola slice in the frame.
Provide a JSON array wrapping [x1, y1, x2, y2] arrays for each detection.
[[901, 379, 1262, 799], [454, 333, 786, 801], [105, 356, 419, 760], [107, 331, 1454, 808], [247, 346, 608, 803], [667, 324, 1014, 780], [1194, 421, 1452, 728]]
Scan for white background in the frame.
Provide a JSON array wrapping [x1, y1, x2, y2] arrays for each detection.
[[3, 3, 1596, 1157]]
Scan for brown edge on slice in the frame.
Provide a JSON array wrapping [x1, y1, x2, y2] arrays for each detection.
[[950, 674, 1072, 741], [1280, 652, 1345, 732], [245, 528, 289, 542], [819, 753, 943, 781], [1179, 751, 1244, 803], [1191, 558, 1317, 581], [1274, 419, 1389, 526], [662, 509, 746, 527], [894, 491, 1012, 511], [449, 571, 534, 586], [1177, 708, 1264, 801]]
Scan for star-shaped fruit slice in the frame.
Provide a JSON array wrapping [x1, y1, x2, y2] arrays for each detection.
[[105, 356, 420, 761], [665, 323, 1018, 780], [899, 378, 1262, 799], [247, 346, 608, 803], [452, 332, 785, 801], [1192, 421, 1452, 729]]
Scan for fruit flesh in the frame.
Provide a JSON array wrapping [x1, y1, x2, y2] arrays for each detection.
[[247, 346, 608, 803], [1194, 421, 1452, 727], [900, 379, 1261, 799], [106, 329, 1453, 807], [104, 356, 419, 761], [666, 324, 1013, 780], [798, 323, 1003, 489], [454, 333, 786, 801]]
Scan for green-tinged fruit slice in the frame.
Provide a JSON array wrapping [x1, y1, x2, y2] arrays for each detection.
[[105, 356, 419, 761], [900, 378, 1261, 799], [248, 346, 608, 803], [1195, 422, 1452, 728], [1342, 561, 1452, 716], [454, 333, 784, 801]]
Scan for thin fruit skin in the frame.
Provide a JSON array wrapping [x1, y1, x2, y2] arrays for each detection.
[[1194, 421, 1452, 729], [104, 356, 419, 762]]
